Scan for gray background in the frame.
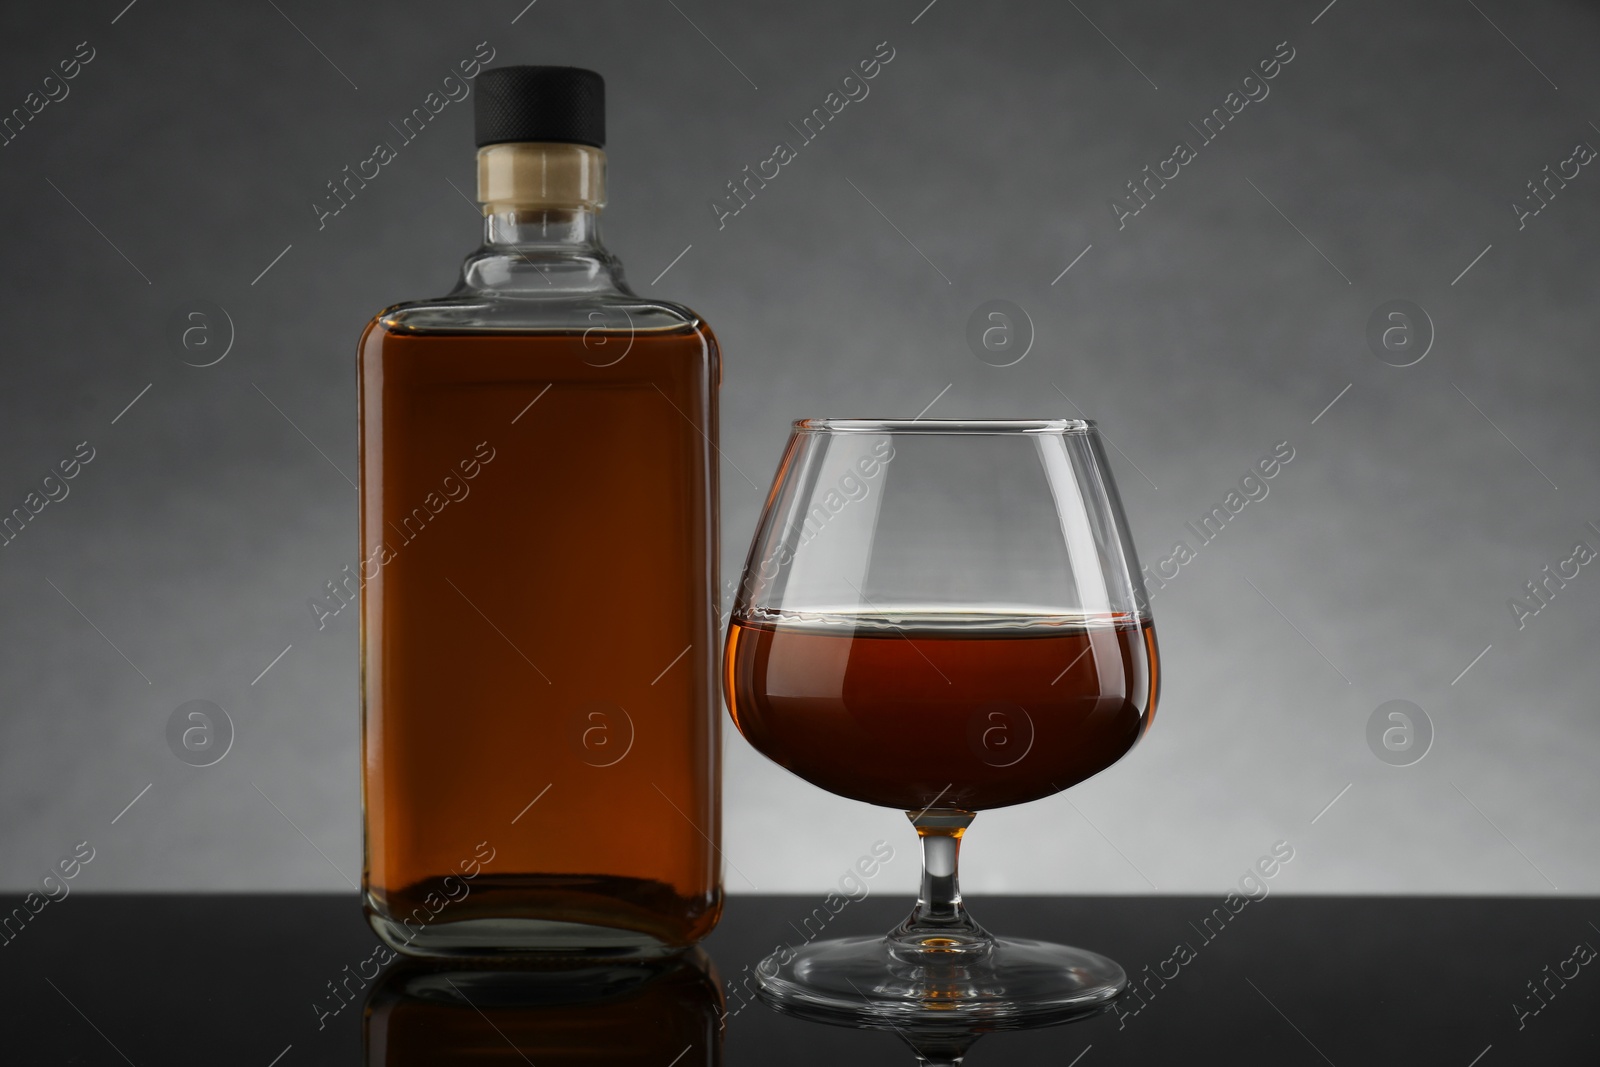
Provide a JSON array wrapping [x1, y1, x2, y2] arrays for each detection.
[[1, 0, 1596, 897]]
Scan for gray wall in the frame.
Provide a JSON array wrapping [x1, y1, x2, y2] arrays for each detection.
[[1, 0, 1596, 897]]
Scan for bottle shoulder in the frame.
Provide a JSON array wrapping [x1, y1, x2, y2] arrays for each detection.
[[359, 296, 721, 391], [370, 292, 711, 338]]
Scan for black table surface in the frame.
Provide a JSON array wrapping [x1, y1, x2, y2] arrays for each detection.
[[5, 893, 1596, 1063]]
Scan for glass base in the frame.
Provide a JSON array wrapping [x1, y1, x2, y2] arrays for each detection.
[[754, 933, 1126, 1025]]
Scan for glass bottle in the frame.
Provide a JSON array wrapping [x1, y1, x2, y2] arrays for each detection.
[[358, 66, 722, 957]]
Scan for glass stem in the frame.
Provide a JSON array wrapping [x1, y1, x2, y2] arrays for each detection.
[[890, 808, 989, 950]]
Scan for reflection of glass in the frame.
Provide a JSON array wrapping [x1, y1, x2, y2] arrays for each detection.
[[725, 420, 1159, 1023], [767, 995, 1106, 1067], [364, 951, 723, 1066]]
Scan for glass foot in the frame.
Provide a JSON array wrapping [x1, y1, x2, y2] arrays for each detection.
[[754, 933, 1126, 1025]]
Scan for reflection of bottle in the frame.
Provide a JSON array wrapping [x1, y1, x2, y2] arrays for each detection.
[[358, 66, 722, 956], [364, 952, 724, 1066]]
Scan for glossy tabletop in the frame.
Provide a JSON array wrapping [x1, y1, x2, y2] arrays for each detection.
[[4, 893, 1595, 1063]]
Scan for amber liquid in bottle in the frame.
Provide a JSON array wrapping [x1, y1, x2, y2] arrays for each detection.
[[726, 612, 1156, 811], [359, 124, 721, 956]]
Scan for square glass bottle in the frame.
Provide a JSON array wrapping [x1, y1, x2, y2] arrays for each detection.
[[358, 67, 722, 957]]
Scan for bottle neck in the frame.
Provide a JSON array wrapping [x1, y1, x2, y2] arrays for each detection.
[[483, 206, 603, 251], [459, 142, 628, 295]]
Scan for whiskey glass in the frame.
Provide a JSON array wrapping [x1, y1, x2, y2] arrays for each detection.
[[724, 419, 1158, 1023]]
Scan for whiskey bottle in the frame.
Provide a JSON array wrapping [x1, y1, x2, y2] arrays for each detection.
[[358, 66, 722, 956]]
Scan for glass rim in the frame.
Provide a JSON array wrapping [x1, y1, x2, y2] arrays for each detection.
[[793, 418, 1094, 435]]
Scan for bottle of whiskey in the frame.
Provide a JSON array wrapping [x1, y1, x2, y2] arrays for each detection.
[[358, 66, 722, 957]]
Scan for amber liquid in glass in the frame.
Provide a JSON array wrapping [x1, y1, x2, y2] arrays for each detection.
[[725, 611, 1157, 811], [360, 322, 721, 953]]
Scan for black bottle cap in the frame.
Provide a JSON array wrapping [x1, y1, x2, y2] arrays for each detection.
[[474, 66, 605, 149]]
